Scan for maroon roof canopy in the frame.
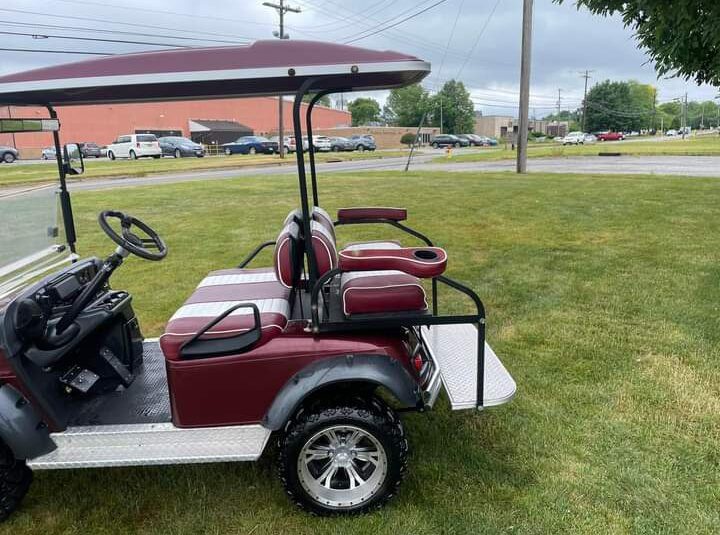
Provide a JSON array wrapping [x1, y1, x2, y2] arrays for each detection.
[[0, 40, 430, 106]]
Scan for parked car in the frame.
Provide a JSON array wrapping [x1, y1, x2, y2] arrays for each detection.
[[430, 134, 468, 148], [222, 135, 278, 155], [0, 146, 18, 163], [665, 129, 678, 137], [78, 142, 102, 158], [158, 136, 205, 158], [303, 135, 332, 152], [348, 134, 376, 151], [596, 131, 624, 141], [562, 131, 587, 145], [329, 136, 354, 151], [268, 136, 299, 153], [456, 134, 482, 146], [107, 134, 162, 160], [41, 146, 56, 160], [584, 133, 597, 143], [476, 135, 498, 146]]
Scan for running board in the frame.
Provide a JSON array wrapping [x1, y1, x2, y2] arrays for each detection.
[[421, 324, 516, 410], [28, 423, 271, 469]]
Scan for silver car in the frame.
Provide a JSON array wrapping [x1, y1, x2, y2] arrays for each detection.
[[0, 146, 19, 163]]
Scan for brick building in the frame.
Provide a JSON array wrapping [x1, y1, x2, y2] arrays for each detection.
[[0, 97, 350, 158]]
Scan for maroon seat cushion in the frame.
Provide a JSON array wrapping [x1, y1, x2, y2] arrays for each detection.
[[341, 270, 427, 316], [160, 267, 291, 360]]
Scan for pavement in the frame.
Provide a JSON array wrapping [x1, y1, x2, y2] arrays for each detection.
[[2, 153, 719, 196]]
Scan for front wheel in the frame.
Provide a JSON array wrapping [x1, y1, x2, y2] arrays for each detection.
[[249, 147, 257, 155], [108, 151, 116, 160], [0, 439, 32, 522], [129, 150, 137, 160], [224, 147, 232, 156], [2, 153, 16, 164], [174, 149, 181, 159], [278, 397, 407, 516], [432, 142, 439, 149]]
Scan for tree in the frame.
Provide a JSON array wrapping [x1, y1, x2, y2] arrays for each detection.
[[302, 94, 332, 107], [582, 79, 656, 132], [428, 80, 475, 134], [542, 109, 581, 132], [385, 84, 430, 127], [557, 1, 720, 86], [347, 97, 381, 126]]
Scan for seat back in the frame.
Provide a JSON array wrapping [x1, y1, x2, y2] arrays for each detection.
[[311, 220, 338, 277], [273, 221, 301, 288]]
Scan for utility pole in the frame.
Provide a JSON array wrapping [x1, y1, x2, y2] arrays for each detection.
[[682, 91, 688, 139], [263, 0, 300, 159], [516, 0, 533, 173], [439, 97, 443, 134], [579, 69, 593, 132]]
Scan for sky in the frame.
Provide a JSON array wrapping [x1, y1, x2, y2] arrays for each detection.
[[1, 0, 717, 118]]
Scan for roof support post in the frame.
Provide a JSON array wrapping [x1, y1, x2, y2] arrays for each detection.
[[305, 89, 334, 207], [47, 105, 77, 254], [292, 78, 319, 288]]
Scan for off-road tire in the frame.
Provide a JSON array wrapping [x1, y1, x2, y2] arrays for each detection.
[[0, 439, 32, 522], [278, 397, 407, 516]]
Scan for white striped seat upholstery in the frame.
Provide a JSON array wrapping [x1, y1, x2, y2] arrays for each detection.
[[160, 267, 292, 360]]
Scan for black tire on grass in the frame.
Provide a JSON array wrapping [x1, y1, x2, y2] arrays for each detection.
[[0, 439, 32, 522]]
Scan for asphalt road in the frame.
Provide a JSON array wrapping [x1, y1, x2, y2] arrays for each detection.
[[3, 153, 719, 197]]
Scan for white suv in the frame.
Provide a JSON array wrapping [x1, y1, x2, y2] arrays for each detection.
[[304, 135, 332, 152], [107, 134, 162, 160], [562, 131, 587, 145]]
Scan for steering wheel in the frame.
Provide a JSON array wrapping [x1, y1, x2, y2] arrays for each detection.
[[98, 211, 167, 261]]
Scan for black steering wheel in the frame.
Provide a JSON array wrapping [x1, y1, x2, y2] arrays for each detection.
[[98, 211, 167, 261]]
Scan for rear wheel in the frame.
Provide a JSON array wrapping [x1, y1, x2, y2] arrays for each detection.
[[2, 153, 16, 164], [356, 144, 365, 152], [249, 147, 257, 155], [108, 151, 116, 160], [224, 147, 232, 156], [129, 150, 137, 160], [279, 397, 407, 516], [0, 439, 32, 522], [174, 149, 181, 158], [432, 142, 439, 149]]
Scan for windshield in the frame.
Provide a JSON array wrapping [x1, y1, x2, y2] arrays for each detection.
[[0, 185, 62, 267]]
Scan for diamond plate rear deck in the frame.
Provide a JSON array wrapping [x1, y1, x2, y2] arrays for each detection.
[[28, 422, 271, 469], [421, 324, 516, 409]]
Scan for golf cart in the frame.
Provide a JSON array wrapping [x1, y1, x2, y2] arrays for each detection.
[[0, 40, 515, 518]]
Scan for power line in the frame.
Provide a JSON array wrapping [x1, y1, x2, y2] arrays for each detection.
[[342, 0, 450, 44], [0, 8, 254, 42], [432, 0, 466, 90], [0, 47, 113, 55], [0, 29, 188, 48], [454, 0, 502, 81], [0, 20, 246, 45]]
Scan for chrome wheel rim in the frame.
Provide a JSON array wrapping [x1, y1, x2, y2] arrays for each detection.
[[298, 425, 387, 509]]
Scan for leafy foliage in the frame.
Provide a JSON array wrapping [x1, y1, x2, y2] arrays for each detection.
[[384, 84, 430, 127], [301, 94, 331, 107], [582, 80, 656, 132], [347, 97, 381, 126], [429, 80, 476, 134], [558, 0, 720, 85], [400, 133, 417, 146]]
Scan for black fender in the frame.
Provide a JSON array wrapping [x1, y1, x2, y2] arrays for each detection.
[[0, 383, 55, 460], [263, 354, 421, 431]]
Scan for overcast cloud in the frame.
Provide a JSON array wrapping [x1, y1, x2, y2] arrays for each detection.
[[1, 0, 717, 117]]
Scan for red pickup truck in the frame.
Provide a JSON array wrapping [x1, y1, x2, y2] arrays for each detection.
[[596, 131, 624, 141]]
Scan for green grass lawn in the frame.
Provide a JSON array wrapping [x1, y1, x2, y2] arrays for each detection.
[[438, 135, 720, 163], [0, 150, 410, 188], [3, 171, 719, 534]]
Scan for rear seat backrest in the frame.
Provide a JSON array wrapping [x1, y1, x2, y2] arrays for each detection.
[[311, 220, 337, 277], [273, 222, 301, 288], [312, 206, 336, 242]]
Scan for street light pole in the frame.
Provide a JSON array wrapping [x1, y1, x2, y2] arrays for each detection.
[[263, 0, 300, 159], [516, 0, 533, 173]]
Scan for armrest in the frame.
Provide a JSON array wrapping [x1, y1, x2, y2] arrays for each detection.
[[338, 247, 447, 278], [180, 303, 261, 359], [337, 207, 407, 223]]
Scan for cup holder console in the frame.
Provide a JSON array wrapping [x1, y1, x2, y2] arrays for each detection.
[[413, 249, 439, 261]]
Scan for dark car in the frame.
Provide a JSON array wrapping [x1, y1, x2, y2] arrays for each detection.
[[0, 146, 18, 163], [222, 136, 278, 155], [457, 134, 485, 146], [158, 136, 205, 158], [78, 142, 102, 158], [348, 135, 376, 151], [329, 137, 354, 152], [430, 134, 468, 148]]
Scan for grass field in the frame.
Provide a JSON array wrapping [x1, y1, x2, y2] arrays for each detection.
[[0, 150, 409, 188], [436, 135, 720, 163], [2, 170, 719, 534]]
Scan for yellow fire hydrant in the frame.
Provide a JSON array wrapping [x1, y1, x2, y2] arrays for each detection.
[[445, 146, 452, 159]]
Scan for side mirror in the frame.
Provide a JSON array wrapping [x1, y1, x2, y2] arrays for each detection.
[[63, 143, 84, 175]]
